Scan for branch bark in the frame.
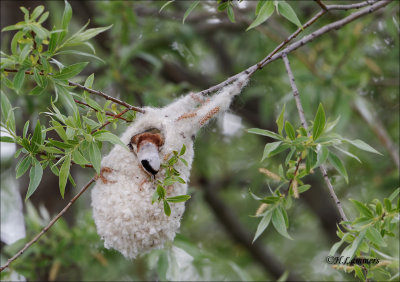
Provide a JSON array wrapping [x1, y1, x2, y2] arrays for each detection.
[[0, 178, 96, 272], [198, 0, 391, 96], [282, 53, 349, 222]]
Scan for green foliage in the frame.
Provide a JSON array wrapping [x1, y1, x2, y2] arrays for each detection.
[[248, 103, 385, 248], [1, 2, 129, 200], [152, 144, 191, 216], [329, 191, 399, 280]]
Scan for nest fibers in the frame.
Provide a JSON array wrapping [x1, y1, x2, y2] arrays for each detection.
[[91, 74, 249, 258]]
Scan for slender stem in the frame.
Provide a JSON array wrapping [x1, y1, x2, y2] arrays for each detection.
[[282, 53, 349, 222], [0, 178, 96, 272], [92, 108, 130, 133], [3, 68, 144, 114], [68, 82, 144, 113], [74, 99, 130, 122], [198, 0, 391, 96]]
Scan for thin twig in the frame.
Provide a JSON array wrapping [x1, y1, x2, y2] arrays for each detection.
[[68, 82, 144, 113], [3, 68, 144, 114], [92, 108, 130, 133], [315, 0, 328, 11], [282, 53, 349, 222], [74, 99, 130, 122], [198, 0, 391, 96], [0, 178, 96, 272], [284, 154, 303, 196], [326, 0, 378, 11]]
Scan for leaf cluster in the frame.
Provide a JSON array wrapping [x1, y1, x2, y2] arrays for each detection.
[[151, 144, 191, 216], [329, 188, 400, 281]]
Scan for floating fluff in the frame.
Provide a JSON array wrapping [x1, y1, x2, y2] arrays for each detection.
[[91, 74, 249, 258]]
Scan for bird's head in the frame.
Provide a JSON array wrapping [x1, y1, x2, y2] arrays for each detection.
[[129, 128, 164, 176]]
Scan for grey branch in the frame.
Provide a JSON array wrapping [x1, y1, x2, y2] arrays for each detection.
[[0, 178, 96, 272], [282, 54, 349, 223], [198, 0, 391, 96]]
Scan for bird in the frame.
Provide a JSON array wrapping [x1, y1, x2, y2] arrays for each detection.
[[91, 74, 249, 258]]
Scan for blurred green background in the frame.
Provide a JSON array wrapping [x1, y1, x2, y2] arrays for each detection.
[[1, 1, 398, 281]]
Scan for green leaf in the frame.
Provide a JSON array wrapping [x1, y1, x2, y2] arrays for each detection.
[[246, 1, 274, 31], [366, 226, 387, 247], [262, 141, 282, 161], [31, 120, 42, 152], [179, 157, 188, 167], [48, 28, 59, 53], [94, 131, 126, 148], [72, 149, 89, 166], [350, 199, 373, 218], [284, 121, 296, 140], [315, 146, 329, 168], [13, 69, 26, 91], [59, 154, 71, 198], [31, 25, 49, 40], [19, 43, 31, 63], [0, 136, 14, 143], [157, 184, 166, 199], [341, 230, 366, 260], [227, 5, 235, 23], [166, 195, 191, 203], [276, 1, 302, 28], [312, 103, 326, 141], [306, 148, 317, 173], [159, 0, 175, 12], [248, 128, 282, 140], [56, 50, 105, 63], [52, 62, 88, 80], [33, 68, 44, 87], [353, 265, 365, 281], [334, 146, 361, 163], [268, 143, 290, 157], [298, 184, 311, 194], [260, 196, 280, 204], [276, 104, 285, 136], [218, 2, 228, 12], [389, 187, 400, 202], [38, 11, 49, 24], [65, 25, 112, 45], [285, 147, 295, 166], [180, 144, 186, 156], [375, 201, 383, 216], [25, 158, 43, 200], [182, 1, 200, 24], [11, 31, 24, 55], [344, 139, 382, 155], [253, 209, 272, 243], [328, 152, 348, 183], [1, 91, 15, 133], [48, 139, 73, 149], [329, 233, 351, 256], [16, 156, 31, 179], [163, 200, 171, 216], [89, 141, 101, 174], [271, 207, 293, 240], [60, 0, 72, 42], [30, 5, 45, 21], [384, 198, 391, 212]]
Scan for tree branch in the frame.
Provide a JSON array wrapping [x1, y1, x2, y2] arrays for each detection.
[[2, 69, 144, 113], [282, 53, 349, 222], [198, 0, 391, 96], [0, 178, 96, 272], [74, 99, 131, 122]]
